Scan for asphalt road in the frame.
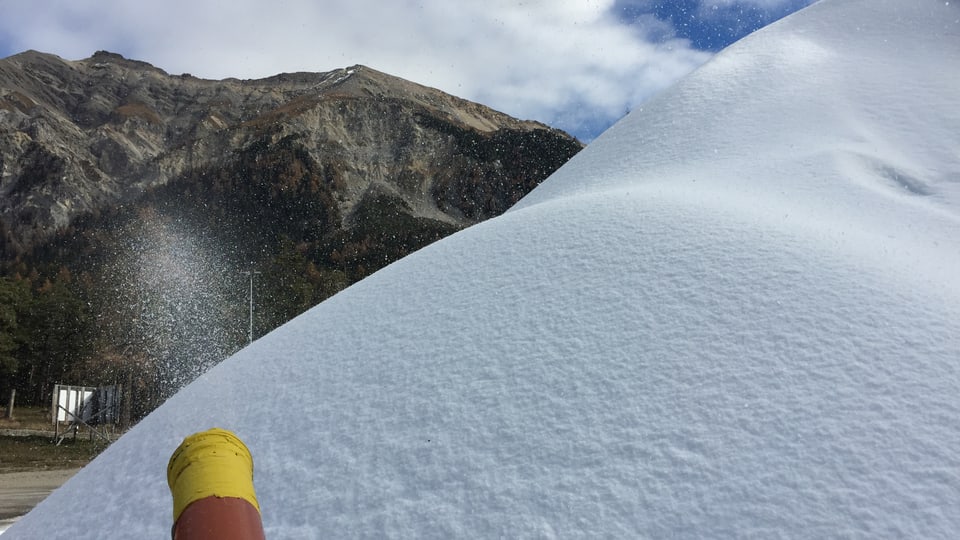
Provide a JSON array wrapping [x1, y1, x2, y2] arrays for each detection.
[[0, 468, 80, 532]]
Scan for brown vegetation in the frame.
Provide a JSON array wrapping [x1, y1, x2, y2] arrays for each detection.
[[113, 102, 162, 124]]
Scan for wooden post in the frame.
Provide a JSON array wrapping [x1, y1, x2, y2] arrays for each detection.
[[51, 384, 60, 424], [5, 389, 14, 419], [122, 370, 133, 428]]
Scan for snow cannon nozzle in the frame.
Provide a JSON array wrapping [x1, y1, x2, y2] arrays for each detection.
[[167, 428, 265, 540]]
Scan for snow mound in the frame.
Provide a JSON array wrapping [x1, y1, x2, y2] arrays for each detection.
[[8, 0, 960, 537]]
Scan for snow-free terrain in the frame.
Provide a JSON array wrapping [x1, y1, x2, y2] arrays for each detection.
[[6, 0, 959, 537]]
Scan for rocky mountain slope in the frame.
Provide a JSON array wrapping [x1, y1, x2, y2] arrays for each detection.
[[0, 50, 581, 258], [0, 50, 581, 409]]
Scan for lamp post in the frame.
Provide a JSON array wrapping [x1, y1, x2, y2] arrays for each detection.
[[242, 270, 261, 344]]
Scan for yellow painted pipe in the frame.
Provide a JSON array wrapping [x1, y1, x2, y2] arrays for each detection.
[[167, 428, 265, 540]]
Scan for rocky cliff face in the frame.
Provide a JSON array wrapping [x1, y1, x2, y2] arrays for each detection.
[[0, 50, 582, 258]]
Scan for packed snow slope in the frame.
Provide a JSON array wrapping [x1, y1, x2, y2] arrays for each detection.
[[8, 0, 960, 537]]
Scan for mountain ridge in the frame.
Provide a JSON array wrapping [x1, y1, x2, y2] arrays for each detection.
[[0, 50, 581, 256]]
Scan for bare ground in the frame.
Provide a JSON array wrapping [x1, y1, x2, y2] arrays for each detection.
[[0, 407, 114, 528], [0, 468, 81, 520]]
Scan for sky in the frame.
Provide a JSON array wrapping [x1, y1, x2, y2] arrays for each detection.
[[5, 0, 960, 536], [0, 0, 814, 141]]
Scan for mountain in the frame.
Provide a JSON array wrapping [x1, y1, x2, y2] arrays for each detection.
[[0, 51, 581, 406], [6, 0, 960, 537], [0, 50, 581, 255]]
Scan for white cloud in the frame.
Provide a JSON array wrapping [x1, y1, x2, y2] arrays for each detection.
[[0, 0, 712, 139]]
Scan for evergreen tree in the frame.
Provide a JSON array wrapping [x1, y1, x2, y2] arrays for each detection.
[[0, 276, 29, 399], [19, 270, 90, 404]]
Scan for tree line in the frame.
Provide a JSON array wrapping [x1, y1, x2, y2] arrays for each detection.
[[0, 187, 463, 423], [0, 270, 91, 410], [0, 126, 575, 423]]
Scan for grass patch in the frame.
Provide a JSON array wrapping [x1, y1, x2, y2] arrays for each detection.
[[1, 407, 115, 472], [0, 406, 54, 431], [0, 435, 104, 473]]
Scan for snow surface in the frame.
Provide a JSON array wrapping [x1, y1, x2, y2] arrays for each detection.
[[7, 0, 960, 537]]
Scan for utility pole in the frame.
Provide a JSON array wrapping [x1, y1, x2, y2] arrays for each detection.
[[242, 270, 262, 345]]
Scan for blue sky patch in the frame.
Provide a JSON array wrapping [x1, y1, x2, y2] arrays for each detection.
[[615, 0, 817, 51]]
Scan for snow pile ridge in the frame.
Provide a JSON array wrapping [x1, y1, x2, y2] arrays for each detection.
[[516, 0, 960, 217], [7, 0, 960, 538]]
